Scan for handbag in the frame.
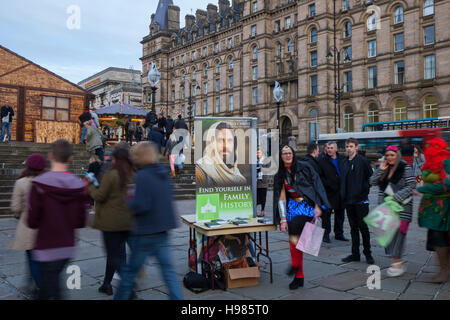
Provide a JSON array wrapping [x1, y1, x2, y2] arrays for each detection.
[[183, 271, 210, 294], [296, 217, 324, 257]]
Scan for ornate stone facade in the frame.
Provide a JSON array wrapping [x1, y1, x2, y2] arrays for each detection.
[[142, 0, 450, 148]]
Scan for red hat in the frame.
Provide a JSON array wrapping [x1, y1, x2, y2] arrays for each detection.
[[26, 154, 47, 171]]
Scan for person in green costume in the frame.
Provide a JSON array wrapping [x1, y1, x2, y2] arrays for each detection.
[[417, 157, 450, 283]]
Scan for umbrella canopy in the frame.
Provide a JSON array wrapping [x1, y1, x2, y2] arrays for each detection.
[[97, 103, 147, 117]]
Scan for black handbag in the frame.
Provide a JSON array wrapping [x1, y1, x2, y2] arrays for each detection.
[[183, 272, 210, 294]]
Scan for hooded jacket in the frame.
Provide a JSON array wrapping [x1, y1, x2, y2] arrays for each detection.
[[27, 171, 89, 262], [127, 164, 178, 235]]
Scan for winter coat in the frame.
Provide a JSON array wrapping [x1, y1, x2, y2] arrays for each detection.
[[370, 161, 416, 222], [85, 126, 103, 152], [413, 154, 425, 177], [127, 164, 178, 235], [340, 154, 373, 205], [273, 161, 331, 226], [1, 106, 14, 122], [148, 129, 165, 153], [317, 153, 345, 210], [7, 177, 37, 251], [89, 169, 134, 232]]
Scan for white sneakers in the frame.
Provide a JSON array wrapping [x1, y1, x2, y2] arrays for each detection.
[[387, 261, 406, 277]]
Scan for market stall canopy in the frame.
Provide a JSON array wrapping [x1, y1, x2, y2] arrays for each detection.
[[96, 104, 147, 117]]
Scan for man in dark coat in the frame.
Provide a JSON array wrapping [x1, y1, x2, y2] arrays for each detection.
[[174, 115, 188, 130], [148, 125, 165, 153], [157, 113, 166, 134], [165, 115, 174, 143], [317, 141, 348, 243], [302, 143, 323, 177]]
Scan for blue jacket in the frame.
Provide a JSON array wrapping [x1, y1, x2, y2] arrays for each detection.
[[127, 164, 178, 235], [148, 130, 165, 152]]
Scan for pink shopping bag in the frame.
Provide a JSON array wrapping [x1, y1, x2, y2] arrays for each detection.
[[296, 218, 324, 257]]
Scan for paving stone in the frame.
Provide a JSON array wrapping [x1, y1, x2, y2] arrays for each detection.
[[279, 286, 357, 300], [435, 291, 450, 300], [72, 246, 106, 262], [0, 283, 17, 298], [64, 284, 110, 300], [378, 278, 410, 294], [311, 271, 370, 292], [0, 219, 18, 231], [302, 260, 348, 281], [134, 288, 170, 300], [398, 292, 433, 300], [191, 291, 249, 300], [421, 266, 441, 273], [75, 257, 107, 278], [347, 287, 400, 300], [405, 281, 441, 296], [0, 252, 25, 265], [0, 262, 27, 277]]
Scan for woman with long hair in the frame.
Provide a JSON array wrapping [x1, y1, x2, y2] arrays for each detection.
[[370, 145, 416, 277], [89, 148, 135, 296], [273, 145, 330, 289], [8, 154, 47, 295], [413, 145, 425, 187]]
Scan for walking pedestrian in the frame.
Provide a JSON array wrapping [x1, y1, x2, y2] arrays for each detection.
[[98, 152, 113, 183], [90, 108, 100, 128], [27, 139, 89, 300], [79, 110, 92, 144], [84, 121, 104, 162], [256, 147, 269, 217], [115, 142, 183, 300], [340, 138, 375, 264], [317, 142, 348, 243], [135, 123, 144, 142], [370, 145, 415, 277], [7, 154, 48, 296], [89, 148, 135, 296], [165, 130, 183, 178], [148, 125, 165, 153], [157, 113, 166, 134], [125, 117, 136, 146], [273, 145, 330, 290], [302, 143, 323, 178], [165, 115, 174, 143], [1, 100, 14, 142], [413, 145, 426, 187]]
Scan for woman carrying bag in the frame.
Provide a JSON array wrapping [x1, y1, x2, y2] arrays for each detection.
[[273, 145, 330, 289], [370, 145, 416, 277]]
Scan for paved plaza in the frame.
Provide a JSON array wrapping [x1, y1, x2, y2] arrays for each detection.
[[0, 189, 449, 301]]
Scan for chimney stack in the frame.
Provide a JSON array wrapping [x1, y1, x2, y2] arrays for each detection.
[[167, 5, 180, 30], [185, 14, 195, 29], [207, 3, 218, 18]]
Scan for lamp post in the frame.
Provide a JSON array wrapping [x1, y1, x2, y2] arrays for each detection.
[[147, 62, 161, 129], [180, 80, 200, 135], [273, 81, 284, 145], [326, 47, 351, 133]]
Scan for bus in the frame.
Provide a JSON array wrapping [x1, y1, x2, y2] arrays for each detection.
[[362, 117, 450, 132], [318, 127, 450, 165]]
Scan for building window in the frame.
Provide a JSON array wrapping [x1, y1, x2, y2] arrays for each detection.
[[216, 97, 220, 113], [367, 104, 379, 123], [182, 104, 186, 118], [309, 4, 316, 17], [367, 14, 377, 31], [310, 75, 318, 95], [229, 58, 234, 70], [204, 82, 208, 94], [285, 17, 291, 29], [229, 95, 234, 111], [343, 106, 354, 132], [424, 96, 438, 118], [424, 0, 434, 16], [204, 65, 208, 77], [368, 66, 377, 88], [275, 20, 281, 32], [203, 100, 208, 115], [216, 23, 220, 32], [42, 96, 69, 121], [394, 100, 407, 120], [215, 43, 219, 53], [216, 61, 220, 73], [203, 47, 207, 56], [344, 46, 352, 61], [424, 54, 435, 79], [253, 46, 258, 60], [193, 68, 197, 80], [344, 21, 352, 38], [277, 43, 282, 56], [253, 87, 258, 104], [424, 25, 435, 45], [252, 66, 258, 80], [181, 55, 185, 64], [394, 33, 404, 52], [229, 75, 234, 89], [287, 39, 292, 52], [344, 71, 352, 92], [193, 102, 197, 117], [252, 25, 257, 37], [172, 90, 175, 102], [310, 27, 317, 43], [253, 1, 258, 13], [228, 38, 233, 49], [276, 63, 281, 75], [192, 51, 196, 61], [395, 61, 406, 84], [368, 40, 377, 58], [182, 87, 186, 99], [310, 51, 318, 67], [342, 0, 350, 11], [216, 79, 220, 91], [394, 6, 404, 24]]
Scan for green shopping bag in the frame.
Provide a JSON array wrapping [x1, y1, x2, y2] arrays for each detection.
[[363, 196, 402, 247]]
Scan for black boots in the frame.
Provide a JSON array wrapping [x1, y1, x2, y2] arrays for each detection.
[[289, 278, 304, 290], [98, 284, 113, 296]]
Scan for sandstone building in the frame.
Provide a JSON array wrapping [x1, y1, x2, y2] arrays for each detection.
[[141, 0, 450, 147]]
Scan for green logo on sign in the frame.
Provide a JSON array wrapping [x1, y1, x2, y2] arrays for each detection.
[[197, 193, 220, 221]]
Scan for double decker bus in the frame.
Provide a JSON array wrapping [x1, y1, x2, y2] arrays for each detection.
[[362, 117, 450, 132]]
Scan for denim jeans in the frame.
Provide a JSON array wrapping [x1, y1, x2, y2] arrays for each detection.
[[26, 250, 40, 288], [95, 147, 104, 162], [38, 259, 69, 300], [1, 122, 12, 142], [114, 232, 183, 300], [80, 127, 87, 144]]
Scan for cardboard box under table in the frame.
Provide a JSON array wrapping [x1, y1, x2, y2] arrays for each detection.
[[181, 215, 276, 289]]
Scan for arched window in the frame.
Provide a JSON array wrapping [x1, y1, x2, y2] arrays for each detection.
[[394, 6, 404, 24], [367, 104, 379, 123], [309, 108, 320, 142], [310, 27, 318, 43], [277, 43, 282, 56], [394, 99, 407, 120], [182, 71, 186, 82], [343, 106, 354, 132], [367, 14, 377, 31], [343, 21, 352, 38], [423, 96, 438, 118], [253, 46, 258, 60], [203, 64, 208, 77], [287, 39, 292, 52], [216, 60, 221, 73], [192, 68, 197, 80], [229, 57, 234, 70], [424, 0, 434, 16]]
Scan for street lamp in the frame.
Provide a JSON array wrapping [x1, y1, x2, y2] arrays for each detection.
[[273, 81, 284, 131], [327, 47, 351, 133], [147, 62, 161, 128], [180, 80, 200, 135]]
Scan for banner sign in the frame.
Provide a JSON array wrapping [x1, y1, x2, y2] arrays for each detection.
[[194, 117, 257, 222]]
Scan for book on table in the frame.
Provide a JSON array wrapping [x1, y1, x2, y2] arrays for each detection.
[[204, 221, 222, 228]]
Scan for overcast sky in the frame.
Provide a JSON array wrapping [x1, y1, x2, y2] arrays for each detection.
[[0, 0, 212, 84]]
